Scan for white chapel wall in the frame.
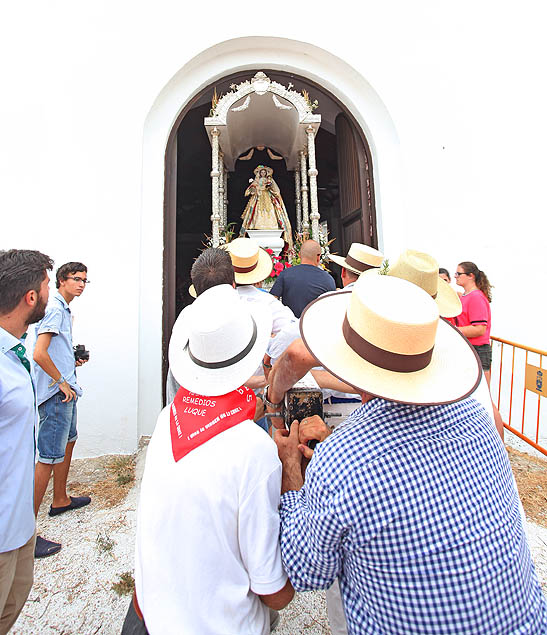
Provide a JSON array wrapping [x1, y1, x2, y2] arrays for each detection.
[[1, 2, 546, 456]]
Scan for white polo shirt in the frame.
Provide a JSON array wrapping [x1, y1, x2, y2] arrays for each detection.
[[135, 409, 287, 635], [237, 285, 296, 335]]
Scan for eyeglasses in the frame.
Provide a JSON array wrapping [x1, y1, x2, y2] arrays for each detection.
[[454, 272, 468, 278], [66, 277, 90, 284]]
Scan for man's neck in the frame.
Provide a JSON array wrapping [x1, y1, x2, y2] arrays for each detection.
[[58, 288, 74, 305], [300, 259, 318, 266], [0, 314, 27, 339]]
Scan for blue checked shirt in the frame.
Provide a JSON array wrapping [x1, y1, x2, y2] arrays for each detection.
[[279, 398, 547, 634]]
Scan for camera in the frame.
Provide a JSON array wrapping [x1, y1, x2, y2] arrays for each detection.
[[73, 344, 90, 362]]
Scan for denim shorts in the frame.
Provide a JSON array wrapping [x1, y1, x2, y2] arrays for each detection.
[[37, 391, 78, 464]]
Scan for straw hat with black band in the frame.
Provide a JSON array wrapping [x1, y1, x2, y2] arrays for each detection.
[[169, 284, 272, 396], [329, 243, 384, 276], [223, 237, 273, 285], [299, 272, 481, 406], [385, 249, 462, 318]]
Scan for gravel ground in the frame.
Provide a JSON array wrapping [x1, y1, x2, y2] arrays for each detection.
[[11, 438, 547, 634]]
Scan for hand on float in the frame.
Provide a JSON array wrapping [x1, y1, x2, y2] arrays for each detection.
[[274, 421, 304, 493], [299, 415, 330, 445]]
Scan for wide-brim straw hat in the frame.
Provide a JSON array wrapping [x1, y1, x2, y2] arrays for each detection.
[[300, 272, 481, 405], [169, 284, 272, 396], [223, 237, 273, 285], [386, 249, 462, 318], [329, 243, 384, 276]]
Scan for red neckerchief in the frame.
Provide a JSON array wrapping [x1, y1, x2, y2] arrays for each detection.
[[170, 385, 256, 462]]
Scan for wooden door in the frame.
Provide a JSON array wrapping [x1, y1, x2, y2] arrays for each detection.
[[335, 114, 377, 253]]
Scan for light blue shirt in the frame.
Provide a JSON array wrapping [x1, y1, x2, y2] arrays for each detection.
[[0, 326, 36, 552], [33, 292, 82, 406]]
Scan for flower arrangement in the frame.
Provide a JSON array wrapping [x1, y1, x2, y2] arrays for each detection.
[[203, 223, 237, 249], [263, 248, 292, 286]]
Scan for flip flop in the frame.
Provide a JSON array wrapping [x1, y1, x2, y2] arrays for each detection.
[[35, 535, 62, 558], [48, 495, 91, 517]]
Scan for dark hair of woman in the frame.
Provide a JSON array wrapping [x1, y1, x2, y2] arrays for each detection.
[[458, 261, 493, 302], [438, 267, 450, 282]]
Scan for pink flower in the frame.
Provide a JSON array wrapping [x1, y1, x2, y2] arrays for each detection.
[[285, 263, 292, 268], [274, 262, 283, 272], [266, 248, 274, 255]]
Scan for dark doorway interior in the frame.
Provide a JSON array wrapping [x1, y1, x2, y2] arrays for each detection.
[[163, 70, 377, 402], [175, 120, 344, 315]]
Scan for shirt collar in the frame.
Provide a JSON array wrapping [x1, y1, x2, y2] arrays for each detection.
[[0, 325, 22, 355], [54, 291, 70, 310]]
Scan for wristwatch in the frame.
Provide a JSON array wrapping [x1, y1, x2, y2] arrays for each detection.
[[263, 385, 283, 410]]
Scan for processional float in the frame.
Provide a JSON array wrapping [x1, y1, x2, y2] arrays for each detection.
[[204, 71, 322, 254]]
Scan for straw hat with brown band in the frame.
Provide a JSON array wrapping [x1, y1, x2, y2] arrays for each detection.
[[329, 243, 384, 276], [299, 272, 481, 406], [222, 237, 274, 285], [386, 249, 462, 318]]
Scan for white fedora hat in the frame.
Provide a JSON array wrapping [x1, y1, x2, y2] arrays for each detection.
[[386, 249, 462, 318], [169, 284, 272, 396], [300, 273, 481, 405], [329, 243, 384, 276], [223, 237, 273, 285]]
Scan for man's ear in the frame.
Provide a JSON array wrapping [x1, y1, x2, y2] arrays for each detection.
[[24, 289, 37, 308]]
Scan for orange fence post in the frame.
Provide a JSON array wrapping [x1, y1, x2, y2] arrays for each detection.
[[521, 350, 528, 435], [537, 353, 543, 444], [490, 336, 547, 457]]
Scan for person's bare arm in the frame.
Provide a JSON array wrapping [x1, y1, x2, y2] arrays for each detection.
[[274, 422, 305, 493], [262, 354, 272, 380], [259, 578, 295, 610], [254, 396, 265, 422], [267, 339, 317, 405], [245, 375, 267, 390], [310, 369, 359, 393], [33, 333, 76, 402], [458, 324, 487, 338]]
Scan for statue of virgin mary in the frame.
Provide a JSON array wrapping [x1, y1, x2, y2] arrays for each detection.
[[240, 165, 293, 250]]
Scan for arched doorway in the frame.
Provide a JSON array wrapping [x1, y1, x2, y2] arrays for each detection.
[[162, 69, 378, 399], [139, 37, 401, 436]]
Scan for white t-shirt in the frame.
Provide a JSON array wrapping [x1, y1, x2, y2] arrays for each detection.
[[237, 285, 296, 335], [135, 409, 287, 635]]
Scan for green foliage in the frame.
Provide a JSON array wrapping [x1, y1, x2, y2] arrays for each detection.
[[378, 259, 390, 275]]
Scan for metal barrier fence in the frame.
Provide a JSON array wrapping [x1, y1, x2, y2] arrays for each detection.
[[491, 336, 547, 457]]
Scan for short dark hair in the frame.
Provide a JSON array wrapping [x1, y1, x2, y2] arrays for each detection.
[[56, 262, 87, 289], [191, 248, 234, 296], [439, 267, 450, 281], [0, 249, 53, 315], [343, 267, 359, 282]]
